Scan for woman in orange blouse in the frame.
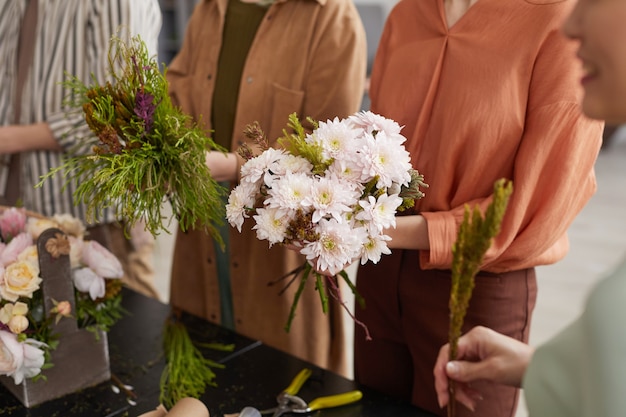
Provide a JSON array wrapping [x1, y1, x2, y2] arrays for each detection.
[[354, 1, 604, 416]]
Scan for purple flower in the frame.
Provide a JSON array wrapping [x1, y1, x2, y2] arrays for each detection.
[[134, 89, 156, 135]]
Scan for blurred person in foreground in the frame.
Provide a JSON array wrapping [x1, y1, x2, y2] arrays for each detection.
[[434, 0, 626, 415], [352, 0, 604, 416]]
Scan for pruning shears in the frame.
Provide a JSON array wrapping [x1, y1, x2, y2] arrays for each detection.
[[259, 368, 363, 417]]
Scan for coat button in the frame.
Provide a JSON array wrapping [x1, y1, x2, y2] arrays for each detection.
[[246, 76, 253, 83]]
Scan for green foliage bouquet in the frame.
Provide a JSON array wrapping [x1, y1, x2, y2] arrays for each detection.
[[39, 35, 226, 239]]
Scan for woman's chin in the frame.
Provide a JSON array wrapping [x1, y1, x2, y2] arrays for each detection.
[[582, 99, 623, 124]]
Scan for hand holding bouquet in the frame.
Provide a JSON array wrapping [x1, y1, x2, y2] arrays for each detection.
[[226, 111, 428, 332]]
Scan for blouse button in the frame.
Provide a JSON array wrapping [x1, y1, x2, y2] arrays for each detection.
[[246, 76, 253, 84]]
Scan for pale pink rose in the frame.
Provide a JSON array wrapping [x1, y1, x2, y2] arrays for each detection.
[[1, 233, 33, 267], [8, 315, 28, 334], [72, 267, 106, 300], [0, 330, 46, 384], [0, 330, 20, 377], [25, 217, 59, 241], [0, 208, 26, 242], [0, 260, 42, 302], [81, 241, 123, 279]]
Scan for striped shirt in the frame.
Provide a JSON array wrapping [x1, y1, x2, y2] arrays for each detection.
[[0, 0, 161, 223]]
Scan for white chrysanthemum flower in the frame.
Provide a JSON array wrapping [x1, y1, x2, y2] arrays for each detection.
[[252, 207, 291, 246], [348, 110, 406, 143], [356, 194, 403, 233], [302, 176, 361, 223], [356, 131, 413, 188], [270, 154, 314, 177], [240, 148, 287, 186], [360, 232, 392, 265], [300, 218, 367, 276], [306, 117, 360, 161], [226, 183, 257, 232], [265, 172, 313, 211], [265, 154, 314, 188], [326, 156, 365, 184], [227, 111, 419, 278]]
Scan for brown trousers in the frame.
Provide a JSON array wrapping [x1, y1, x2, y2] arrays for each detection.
[[354, 249, 537, 417], [86, 222, 159, 300]]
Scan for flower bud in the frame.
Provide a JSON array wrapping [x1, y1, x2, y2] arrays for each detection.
[[55, 301, 72, 317], [8, 315, 29, 334]]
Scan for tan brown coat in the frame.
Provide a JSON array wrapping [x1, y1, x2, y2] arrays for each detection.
[[167, 0, 366, 377]]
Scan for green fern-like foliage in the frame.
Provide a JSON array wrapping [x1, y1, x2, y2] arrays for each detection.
[[277, 113, 328, 175], [159, 317, 234, 409], [447, 178, 513, 417], [37, 35, 227, 241]]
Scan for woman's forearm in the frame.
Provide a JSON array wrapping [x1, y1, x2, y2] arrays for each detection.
[[387, 215, 430, 250], [0, 123, 60, 154]]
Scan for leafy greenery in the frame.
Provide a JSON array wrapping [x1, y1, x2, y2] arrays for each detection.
[[75, 279, 126, 334], [159, 316, 234, 409], [37, 35, 227, 241], [277, 113, 328, 175], [447, 178, 513, 417]]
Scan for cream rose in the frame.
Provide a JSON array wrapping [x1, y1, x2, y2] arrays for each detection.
[[0, 302, 30, 334], [17, 245, 38, 265], [0, 260, 42, 302], [52, 214, 86, 238], [25, 217, 60, 241]]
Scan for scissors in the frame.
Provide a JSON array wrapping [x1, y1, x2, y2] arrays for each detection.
[[259, 368, 363, 417]]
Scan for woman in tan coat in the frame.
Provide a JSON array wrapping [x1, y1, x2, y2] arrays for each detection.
[[166, 0, 366, 377]]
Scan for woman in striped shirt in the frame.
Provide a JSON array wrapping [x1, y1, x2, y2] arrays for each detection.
[[0, 0, 162, 298]]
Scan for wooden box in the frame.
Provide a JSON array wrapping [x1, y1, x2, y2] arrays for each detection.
[[0, 228, 111, 407]]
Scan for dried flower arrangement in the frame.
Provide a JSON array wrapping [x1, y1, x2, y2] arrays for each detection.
[[38, 35, 226, 240]]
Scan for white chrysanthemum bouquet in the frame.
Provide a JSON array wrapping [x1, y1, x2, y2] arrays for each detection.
[[226, 111, 428, 332]]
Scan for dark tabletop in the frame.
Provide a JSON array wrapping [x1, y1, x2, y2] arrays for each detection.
[[0, 289, 437, 417]]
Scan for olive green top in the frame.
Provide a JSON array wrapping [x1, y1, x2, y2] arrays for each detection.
[[211, 0, 268, 149], [211, 0, 267, 330]]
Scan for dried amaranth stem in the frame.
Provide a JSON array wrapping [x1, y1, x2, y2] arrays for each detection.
[[447, 178, 513, 417]]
